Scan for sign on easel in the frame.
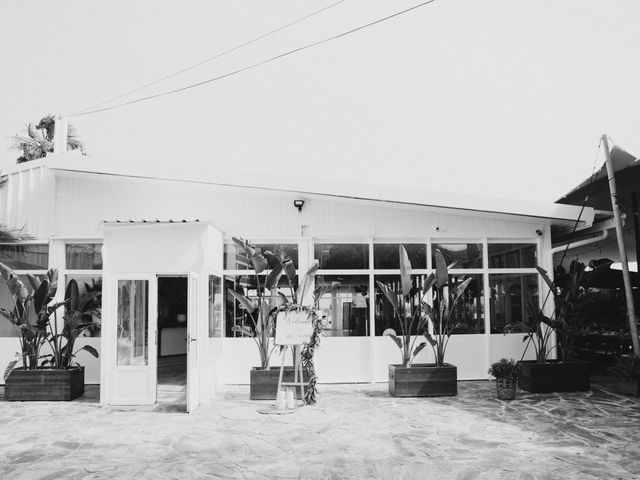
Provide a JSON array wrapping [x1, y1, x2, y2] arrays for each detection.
[[275, 310, 314, 346]]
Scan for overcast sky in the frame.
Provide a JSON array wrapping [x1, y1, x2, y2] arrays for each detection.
[[1, 0, 639, 202]]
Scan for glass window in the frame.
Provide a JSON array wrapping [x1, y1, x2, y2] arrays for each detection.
[[224, 243, 298, 270], [0, 244, 48, 270], [208, 276, 222, 338], [316, 275, 369, 336], [374, 274, 430, 336], [0, 274, 30, 338], [373, 244, 426, 269], [442, 273, 485, 334], [489, 274, 538, 333], [66, 244, 103, 270], [65, 275, 102, 337], [488, 243, 537, 268], [314, 244, 369, 269], [224, 274, 296, 338], [433, 243, 483, 269], [117, 280, 149, 365]]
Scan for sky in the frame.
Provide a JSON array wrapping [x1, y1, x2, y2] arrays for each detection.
[[1, 0, 639, 202]]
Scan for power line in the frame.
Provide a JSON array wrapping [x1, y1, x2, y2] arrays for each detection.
[[73, 0, 347, 115], [70, 0, 437, 118]]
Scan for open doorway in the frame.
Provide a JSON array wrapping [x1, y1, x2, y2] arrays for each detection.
[[157, 276, 188, 411]]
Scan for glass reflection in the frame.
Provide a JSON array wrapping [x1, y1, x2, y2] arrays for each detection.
[[373, 244, 426, 269], [488, 244, 536, 268], [489, 273, 538, 333], [433, 243, 482, 269], [314, 244, 369, 269], [315, 275, 369, 336], [224, 243, 298, 270]]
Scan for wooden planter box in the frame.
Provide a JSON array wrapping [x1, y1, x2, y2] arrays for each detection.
[[517, 360, 590, 393], [388, 363, 457, 397], [5, 366, 85, 401], [250, 366, 310, 400]]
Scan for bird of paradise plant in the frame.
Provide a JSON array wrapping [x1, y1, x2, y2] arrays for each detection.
[[377, 246, 471, 367], [226, 237, 320, 370], [0, 262, 98, 380]]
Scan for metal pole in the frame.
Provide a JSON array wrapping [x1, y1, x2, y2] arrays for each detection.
[[632, 191, 640, 290], [602, 135, 640, 356]]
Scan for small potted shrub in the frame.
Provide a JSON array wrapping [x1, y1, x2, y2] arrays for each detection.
[[488, 358, 521, 400]]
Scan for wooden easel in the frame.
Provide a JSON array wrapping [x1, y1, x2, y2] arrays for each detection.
[[276, 344, 305, 403]]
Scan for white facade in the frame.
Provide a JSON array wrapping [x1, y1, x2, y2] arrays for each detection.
[[0, 154, 595, 406]]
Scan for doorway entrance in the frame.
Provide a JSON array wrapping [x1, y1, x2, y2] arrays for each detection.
[[157, 276, 188, 411]]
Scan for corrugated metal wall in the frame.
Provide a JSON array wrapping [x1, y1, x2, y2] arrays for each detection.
[[0, 166, 55, 239], [48, 171, 544, 240]]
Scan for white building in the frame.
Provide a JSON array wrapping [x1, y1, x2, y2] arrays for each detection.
[[0, 153, 594, 410]]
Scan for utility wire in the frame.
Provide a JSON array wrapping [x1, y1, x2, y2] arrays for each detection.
[[73, 0, 347, 115], [70, 0, 437, 118]]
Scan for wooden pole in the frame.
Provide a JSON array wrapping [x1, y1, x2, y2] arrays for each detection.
[[602, 135, 640, 356]]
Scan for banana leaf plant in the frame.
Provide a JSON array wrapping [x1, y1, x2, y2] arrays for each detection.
[[507, 262, 589, 363], [226, 237, 320, 370], [377, 246, 471, 367], [0, 262, 98, 380]]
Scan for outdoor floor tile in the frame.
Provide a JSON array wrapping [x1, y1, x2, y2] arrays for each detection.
[[1, 381, 640, 479]]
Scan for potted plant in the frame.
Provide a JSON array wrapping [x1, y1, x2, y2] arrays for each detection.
[[0, 262, 98, 401], [377, 246, 471, 397], [488, 358, 521, 400], [227, 237, 324, 402], [508, 262, 590, 393]]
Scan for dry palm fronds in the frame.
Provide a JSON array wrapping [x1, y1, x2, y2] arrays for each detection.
[[10, 115, 85, 163]]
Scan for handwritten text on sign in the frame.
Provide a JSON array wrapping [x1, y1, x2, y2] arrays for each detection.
[[275, 310, 314, 346]]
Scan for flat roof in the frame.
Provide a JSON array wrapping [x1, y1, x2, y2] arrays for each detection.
[[1, 153, 594, 226]]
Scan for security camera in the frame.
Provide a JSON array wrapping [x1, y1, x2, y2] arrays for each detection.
[[536, 229, 543, 236]]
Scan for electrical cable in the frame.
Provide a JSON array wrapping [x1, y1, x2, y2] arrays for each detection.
[[72, 0, 347, 115], [70, 0, 437, 118]]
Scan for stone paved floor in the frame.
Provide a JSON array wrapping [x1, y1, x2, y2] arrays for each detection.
[[1, 382, 640, 480]]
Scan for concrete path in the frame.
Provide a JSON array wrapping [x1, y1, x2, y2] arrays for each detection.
[[1, 381, 639, 479]]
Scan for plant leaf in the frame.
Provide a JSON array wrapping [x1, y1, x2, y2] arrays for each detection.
[[536, 266, 554, 291], [399, 245, 412, 296], [251, 253, 268, 274], [424, 332, 437, 347], [376, 281, 398, 311], [296, 260, 319, 304], [3, 360, 17, 381], [412, 342, 427, 359], [434, 250, 448, 288], [80, 345, 99, 358], [232, 325, 254, 337], [383, 329, 402, 349], [265, 263, 284, 290], [227, 289, 257, 313]]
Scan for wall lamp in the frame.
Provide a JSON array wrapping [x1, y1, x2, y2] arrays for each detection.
[[293, 199, 305, 212]]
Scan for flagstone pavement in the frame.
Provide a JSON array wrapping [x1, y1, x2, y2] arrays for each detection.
[[1, 381, 639, 480]]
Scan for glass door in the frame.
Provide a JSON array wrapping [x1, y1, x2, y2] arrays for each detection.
[[109, 274, 158, 405], [187, 272, 200, 412]]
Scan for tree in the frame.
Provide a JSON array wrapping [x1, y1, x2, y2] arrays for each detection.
[[11, 115, 84, 163]]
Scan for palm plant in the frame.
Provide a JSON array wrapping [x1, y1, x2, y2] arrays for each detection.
[[377, 246, 471, 367], [11, 115, 84, 163]]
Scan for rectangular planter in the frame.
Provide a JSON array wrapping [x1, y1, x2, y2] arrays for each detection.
[[389, 363, 457, 397], [517, 360, 590, 393], [250, 366, 310, 400], [5, 366, 85, 401]]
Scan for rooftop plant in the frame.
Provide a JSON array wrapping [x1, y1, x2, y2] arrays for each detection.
[[377, 246, 471, 367]]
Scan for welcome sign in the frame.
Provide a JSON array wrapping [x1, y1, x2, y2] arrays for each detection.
[[275, 310, 314, 346]]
